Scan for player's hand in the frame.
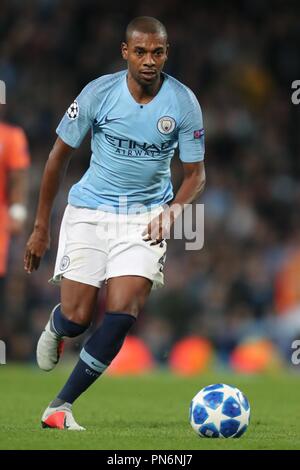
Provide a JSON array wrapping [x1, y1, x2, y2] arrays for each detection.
[[142, 207, 175, 245], [24, 227, 50, 273]]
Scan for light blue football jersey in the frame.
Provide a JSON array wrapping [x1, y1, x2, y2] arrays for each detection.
[[56, 70, 205, 213]]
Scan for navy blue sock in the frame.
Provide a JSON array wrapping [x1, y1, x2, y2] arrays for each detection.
[[57, 312, 136, 403], [51, 304, 88, 338]]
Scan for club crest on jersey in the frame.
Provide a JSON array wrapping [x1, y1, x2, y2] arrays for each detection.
[[67, 100, 79, 120], [157, 116, 176, 134]]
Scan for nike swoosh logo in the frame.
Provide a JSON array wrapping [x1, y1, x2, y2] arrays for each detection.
[[64, 416, 70, 429], [104, 115, 121, 123]]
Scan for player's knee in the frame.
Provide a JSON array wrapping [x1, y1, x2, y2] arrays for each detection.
[[106, 298, 143, 318], [61, 301, 92, 326]]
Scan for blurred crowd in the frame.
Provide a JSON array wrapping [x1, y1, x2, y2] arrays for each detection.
[[1, 0, 300, 367]]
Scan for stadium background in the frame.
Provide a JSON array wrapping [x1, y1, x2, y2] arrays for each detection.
[[1, 0, 300, 375]]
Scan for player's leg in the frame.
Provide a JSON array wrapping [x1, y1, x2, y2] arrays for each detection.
[[36, 278, 98, 371], [105, 274, 152, 316], [42, 275, 152, 430], [39, 205, 109, 428], [56, 275, 151, 401], [40, 278, 100, 431], [37, 204, 107, 372]]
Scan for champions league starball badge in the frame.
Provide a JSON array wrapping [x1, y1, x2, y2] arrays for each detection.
[[67, 100, 79, 120]]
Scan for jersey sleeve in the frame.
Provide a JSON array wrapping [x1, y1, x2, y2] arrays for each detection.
[[56, 83, 95, 148], [6, 127, 30, 170], [178, 89, 205, 163]]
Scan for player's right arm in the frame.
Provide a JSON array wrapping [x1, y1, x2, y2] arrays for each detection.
[[24, 137, 73, 273], [24, 79, 99, 273]]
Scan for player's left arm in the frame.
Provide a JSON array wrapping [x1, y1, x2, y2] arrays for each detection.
[[143, 161, 205, 244], [143, 88, 205, 244], [169, 160, 206, 212]]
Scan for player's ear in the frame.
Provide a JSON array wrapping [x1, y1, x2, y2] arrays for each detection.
[[121, 42, 128, 60], [165, 44, 169, 60]]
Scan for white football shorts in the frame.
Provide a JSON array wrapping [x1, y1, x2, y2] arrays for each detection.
[[50, 204, 167, 289]]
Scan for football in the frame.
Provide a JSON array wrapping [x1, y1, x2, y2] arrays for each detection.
[[190, 383, 250, 438]]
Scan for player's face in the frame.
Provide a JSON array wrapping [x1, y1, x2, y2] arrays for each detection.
[[121, 32, 169, 86]]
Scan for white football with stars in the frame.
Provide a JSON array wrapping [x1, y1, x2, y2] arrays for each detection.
[[189, 383, 250, 438]]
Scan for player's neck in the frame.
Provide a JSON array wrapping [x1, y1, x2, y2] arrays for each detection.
[[127, 73, 163, 104]]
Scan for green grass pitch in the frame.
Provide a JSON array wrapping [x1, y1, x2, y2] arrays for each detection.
[[0, 365, 299, 450]]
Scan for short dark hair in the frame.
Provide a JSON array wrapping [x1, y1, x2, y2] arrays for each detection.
[[125, 16, 168, 42]]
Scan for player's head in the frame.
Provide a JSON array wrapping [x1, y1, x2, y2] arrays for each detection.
[[121, 16, 169, 86]]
